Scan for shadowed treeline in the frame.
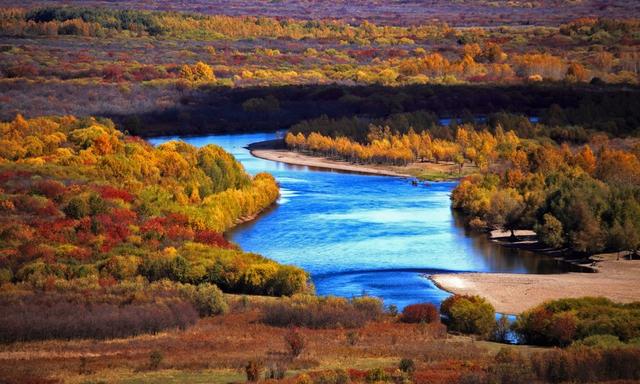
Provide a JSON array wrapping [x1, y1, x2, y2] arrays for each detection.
[[111, 83, 640, 138]]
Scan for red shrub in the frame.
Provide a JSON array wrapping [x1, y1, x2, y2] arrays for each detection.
[[166, 225, 195, 242], [412, 368, 461, 384], [98, 276, 117, 288], [111, 208, 137, 223], [34, 179, 66, 200], [347, 369, 367, 381], [102, 64, 125, 82], [96, 185, 135, 203], [95, 213, 132, 243], [195, 230, 232, 248], [67, 246, 92, 261], [141, 217, 167, 238], [17, 243, 53, 264], [401, 303, 440, 323], [165, 213, 190, 226], [35, 201, 61, 217]]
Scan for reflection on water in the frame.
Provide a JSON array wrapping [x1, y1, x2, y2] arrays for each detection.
[[149, 132, 584, 309]]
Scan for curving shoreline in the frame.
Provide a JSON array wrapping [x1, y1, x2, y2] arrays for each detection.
[[246, 139, 640, 314], [429, 253, 640, 315], [251, 147, 408, 177], [247, 139, 469, 180]]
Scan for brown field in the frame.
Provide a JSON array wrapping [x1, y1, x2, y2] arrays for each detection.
[[0, 297, 540, 384]]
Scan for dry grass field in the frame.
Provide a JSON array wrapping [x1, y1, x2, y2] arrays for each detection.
[[0, 296, 543, 384]]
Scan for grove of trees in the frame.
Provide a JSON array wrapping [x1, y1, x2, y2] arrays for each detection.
[[286, 112, 640, 256], [0, 114, 309, 300]]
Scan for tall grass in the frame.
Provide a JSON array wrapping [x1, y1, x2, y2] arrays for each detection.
[[262, 295, 384, 328], [0, 292, 198, 342]]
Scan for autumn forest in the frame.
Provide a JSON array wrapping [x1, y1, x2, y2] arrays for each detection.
[[1, 1, 640, 384]]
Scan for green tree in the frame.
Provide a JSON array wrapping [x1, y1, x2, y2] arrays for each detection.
[[64, 197, 89, 219], [441, 295, 495, 337], [536, 213, 565, 249], [487, 189, 524, 240]]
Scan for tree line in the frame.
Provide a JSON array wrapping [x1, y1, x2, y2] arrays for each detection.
[[286, 117, 640, 255]]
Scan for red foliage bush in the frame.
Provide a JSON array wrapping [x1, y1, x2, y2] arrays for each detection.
[[17, 243, 53, 264], [67, 246, 92, 261], [141, 217, 167, 238], [347, 369, 367, 381], [102, 64, 125, 82], [195, 229, 232, 248], [111, 208, 137, 223], [166, 224, 195, 242], [33, 179, 66, 200], [401, 303, 440, 323], [35, 201, 61, 217], [411, 361, 477, 384], [93, 213, 132, 250], [95, 185, 135, 203]]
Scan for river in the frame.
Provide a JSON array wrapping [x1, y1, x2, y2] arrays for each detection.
[[149, 131, 579, 309]]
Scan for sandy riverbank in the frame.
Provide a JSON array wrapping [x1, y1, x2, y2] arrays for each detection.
[[430, 253, 640, 314], [249, 140, 474, 180]]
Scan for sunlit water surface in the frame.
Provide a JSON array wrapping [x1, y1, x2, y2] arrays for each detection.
[[150, 132, 579, 309]]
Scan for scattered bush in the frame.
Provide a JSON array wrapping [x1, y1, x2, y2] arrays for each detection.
[[573, 334, 625, 349], [308, 369, 350, 384], [488, 347, 533, 384], [245, 359, 263, 382], [346, 331, 360, 346], [401, 303, 440, 323], [530, 346, 640, 383], [365, 367, 387, 383], [399, 358, 415, 373], [149, 350, 163, 370], [440, 295, 495, 337], [267, 361, 288, 379], [285, 327, 305, 358], [190, 283, 228, 316], [513, 297, 640, 346]]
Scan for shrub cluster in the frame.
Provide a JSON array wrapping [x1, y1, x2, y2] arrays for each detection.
[[513, 297, 640, 346], [440, 294, 495, 337], [530, 347, 640, 383], [0, 291, 198, 342], [401, 303, 440, 323], [262, 295, 384, 328], [284, 327, 305, 357]]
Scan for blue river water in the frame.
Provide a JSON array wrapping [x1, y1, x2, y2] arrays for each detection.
[[149, 132, 576, 309]]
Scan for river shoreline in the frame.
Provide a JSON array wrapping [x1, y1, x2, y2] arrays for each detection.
[[429, 252, 640, 315], [430, 230, 640, 314], [243, 137, 640, 314], [247, 139, 471, 180]]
